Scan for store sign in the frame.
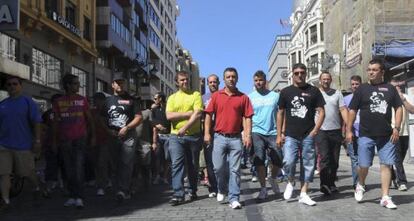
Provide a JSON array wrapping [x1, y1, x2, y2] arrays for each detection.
[[345, 22, 362, 68], [51, 11, 81, 37], [0, 0, 19, 31]]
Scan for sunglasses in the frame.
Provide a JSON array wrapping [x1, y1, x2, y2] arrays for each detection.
[[293, 71, 306, 76]]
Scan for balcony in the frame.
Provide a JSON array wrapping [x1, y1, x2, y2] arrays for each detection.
[[0, 56, 30, 80]]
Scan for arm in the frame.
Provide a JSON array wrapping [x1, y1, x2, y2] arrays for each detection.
[[166, 111, 192, 121], [119, 114, 143, 137], [243, 117, 252, 148], [310, 107, 325, 137], [401, 98, 414, 114], [152, 126, 159, 150], [32, 122, 42, 156], [177, 110, 202, 136], [339, 106, 348, 130], [276, 108, 285, 148], [345, 110, 357, 143], [204, 113, 213, 145], [391, 106, 403, 144]]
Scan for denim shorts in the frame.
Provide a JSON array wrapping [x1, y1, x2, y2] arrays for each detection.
[[252, 133, 283, 167], [357, 136, 396, 167]]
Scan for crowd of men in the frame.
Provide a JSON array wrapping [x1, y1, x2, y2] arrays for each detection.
[[0, 58, 411, 212]]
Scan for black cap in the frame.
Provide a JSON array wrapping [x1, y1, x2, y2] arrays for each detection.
[[112, 72, 126, 81]]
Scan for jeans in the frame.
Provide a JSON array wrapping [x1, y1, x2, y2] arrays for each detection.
[[204, 142, 218, 193], [60, 137, 86, 198], [391, 136, 408, 185], [358, 136, 396, 167], [315, 130, 342, 187], [169, 134, 201, 198], [283, 135, 315, 183], [44, 147, 65, 182], [347, 138, 359, 186], [213, 133, 242, 203]]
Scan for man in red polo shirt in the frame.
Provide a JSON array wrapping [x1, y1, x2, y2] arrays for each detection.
[[204, 67, 254, 209]]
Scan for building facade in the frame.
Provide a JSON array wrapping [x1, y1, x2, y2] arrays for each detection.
[[288, 0, 326, 87], [0, 0, 97, 109], [267, 34, 290, 91], [176, 41, 200, 91]]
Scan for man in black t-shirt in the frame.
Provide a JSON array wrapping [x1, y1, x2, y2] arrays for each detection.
[[346, 59, 402, 209], [276, 63, 325, 206], [103, 73, 142, 202]]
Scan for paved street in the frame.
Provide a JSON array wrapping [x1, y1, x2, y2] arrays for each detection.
[[2, 152, 414, 221]]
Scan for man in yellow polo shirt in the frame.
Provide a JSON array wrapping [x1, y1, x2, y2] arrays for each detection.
[[166, 71, 203, 206]]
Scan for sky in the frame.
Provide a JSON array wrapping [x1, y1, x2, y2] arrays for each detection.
[[176, 0, 292, 93]]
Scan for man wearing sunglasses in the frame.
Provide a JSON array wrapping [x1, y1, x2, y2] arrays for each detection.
[[276, 63, 325, 206], [0, 76, 43, 212]]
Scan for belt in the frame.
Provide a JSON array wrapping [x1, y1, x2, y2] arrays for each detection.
[[217, 132, 240, 138]]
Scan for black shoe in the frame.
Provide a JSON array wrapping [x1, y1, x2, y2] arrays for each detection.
[[169, 197, 184, 206], [320, 185, 332, 195], [330, 185, 339, 193], [188, 193, 198, 201]]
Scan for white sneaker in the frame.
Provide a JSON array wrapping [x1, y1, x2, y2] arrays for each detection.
[[208, 192, 217, 198], [256, 187, 268, 200], [283, 182, 294, 200], [97, 188, 105, 196], [298, 193, 316, 206], [380, 195, 397, 209], [75, 198, 84, 209], [229, 201, 242, 209], [268, 177, 280, 194], [251, 176, 258, 182], [217, 193, 225, 202], [64, 198, 76, 207], [398, 184, 407, 191], [354, 183, 365, 202]]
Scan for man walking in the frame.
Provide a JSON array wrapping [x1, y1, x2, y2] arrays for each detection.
[[52, 74, 95, 208], [346, 59, 403, 209], [316, 71, 348, 195], [248, 70, 283, 200], [103, 73, 142, 202], [344, 75, 362, 189], [166, 71, 203, 206], [0, 76, 43, 211], [204, 67, 254, 209], [276, 63, 325, 206]]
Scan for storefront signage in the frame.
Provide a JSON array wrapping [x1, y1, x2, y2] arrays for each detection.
[[0, 0, 19, 31], [345, 22, 362, 68], [51, 11, 81, 37]]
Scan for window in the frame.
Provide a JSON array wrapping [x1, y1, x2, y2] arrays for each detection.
[[320, 23, 324, 42], [65, 0, 76, 25], [309, 54, 319, 76], [149, 27, 161, 51], [305, 30, 309, 49], [0, 32, 17, 61], [160, 82, 164, 93], [32, 48, 61, 89], [96, 80, 108, 92], [298, 51, 302, 63], [83, 16, 91, 41], [291, 52, 296, 67], [97, 54, 108, 67], [310, 25, 318, 45], [45, 0, 58, 16], [71, 66, 87, 96]]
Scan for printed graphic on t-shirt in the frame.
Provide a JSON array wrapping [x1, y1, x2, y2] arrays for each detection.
[[108, 105, 129, 127], [369, 92, 387, 114], [291, 96, 308, 118]]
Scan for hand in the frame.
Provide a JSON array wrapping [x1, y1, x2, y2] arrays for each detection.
[[309, 129, 318, 137], [177, 128, 186, 137], [276, 134, 285, 149], [391, 128, 400, 144], [151, 142, 158, 151], [243, 135, 252, 148], [118, 127, 129, 137], [204, 134, 211, 145], [156, 124, 166, 131], [345, 131, 353, 144]]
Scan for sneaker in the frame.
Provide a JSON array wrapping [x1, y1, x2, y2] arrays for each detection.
[[298, 193, 316, 206], [251, 176, 258, 182], [380, 195, 397, 209], [116, 191, 131, 202], [268, 177, 280, 194], [75, 198, 84, 209], [208, 192, 217, 198], [314, 170, 320, 175], [217, 193, 225, 202], [398, 184, 408, 191], [229, 201, 242, 209], [169, 197, 184, 206], [320, 185, 332, 195], [256, 187, 268, 200], [330, 185, 339, 193], [96, 188, 105, 196], [354, 183, 365, 202], [64, 198, 76, 207], [283, 182, 294, 200]]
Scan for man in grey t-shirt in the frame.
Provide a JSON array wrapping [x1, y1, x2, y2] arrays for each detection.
[[315, 72, 348, 195]]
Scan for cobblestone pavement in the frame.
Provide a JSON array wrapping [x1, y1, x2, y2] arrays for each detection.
[[2, 152, 414, 221]]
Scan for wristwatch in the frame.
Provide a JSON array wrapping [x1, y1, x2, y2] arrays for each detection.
[[394, 127, 401, 132]]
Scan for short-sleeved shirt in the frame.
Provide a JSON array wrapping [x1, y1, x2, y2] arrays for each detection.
[[344, 94, 360, 137], [104, 93, 140, 130], [205, 88, 254, 134], [151, 105, 170, 134], [53, 95, 89, 141], [248, 90, 279, 136], [349, 82, 402, 137], [166, 90, 203, 135], [278, 84, 325, 139], [317, 89, 345, 131], [0, 95, 42, 150]]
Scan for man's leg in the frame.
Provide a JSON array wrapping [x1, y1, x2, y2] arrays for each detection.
[[205, 142, 218, 194], [395, 136, 408, 186], [252, 133, 267, 189], [331, 130, 343, 188], [168, 135, 186, 200], [212, 134, 228, 196], [354, 137, 375, 202], [282, 136, 299, 200], [227, 137, 242, 204], [117, 134, 137, 198], [347, 138, 359, 187], [315, 131, 331, 194], [185, 135, 201, 197]]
